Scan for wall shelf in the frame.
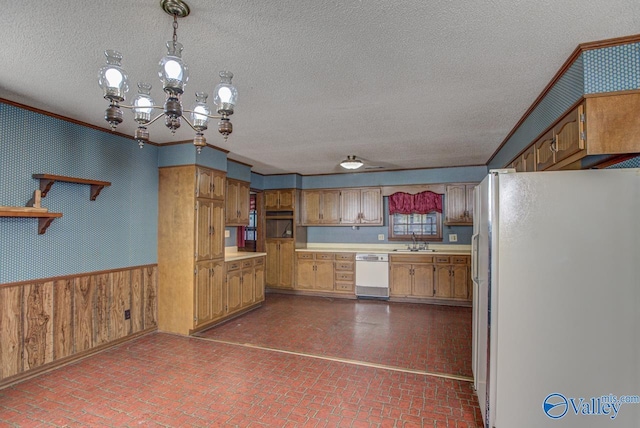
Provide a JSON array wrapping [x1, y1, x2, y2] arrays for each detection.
[[0, 211, 63, 234], [33, 174, 111, 201]]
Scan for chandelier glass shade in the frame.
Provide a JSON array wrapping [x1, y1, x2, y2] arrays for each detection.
[[98, 0, 237, 153]]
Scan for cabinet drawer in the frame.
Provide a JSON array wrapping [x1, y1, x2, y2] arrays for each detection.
[[316, 253, 334, 260], [297, 252, 313, 259], [390, 254, 434, 264], [335, 282, 354, 292], [242, 259, 254, 269], [254, 257, 265, 266], [226, 261, 241, 271], [335, 272, 354, 282], [335, 261, 354, 271], [435, 256, 451, 264], [452, 256, 470, 264], [335, 253, 355, 261]]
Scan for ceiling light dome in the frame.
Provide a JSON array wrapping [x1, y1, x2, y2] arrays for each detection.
[[340, 155, 364, 170]]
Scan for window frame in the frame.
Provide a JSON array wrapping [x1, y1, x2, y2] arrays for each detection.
[[387, 211, 443, 241]]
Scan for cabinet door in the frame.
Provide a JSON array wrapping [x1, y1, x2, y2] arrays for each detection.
[[195, 199, 213, 262], [211, 201, 225, 259], [301, 190, 322, 225], [226, 270, 242, 313], [465, 185, 475, 222], [241, 268, 254, 306], [315, 260, 335, 291], [445, 185, 466, 224], [535, 129, 555, 171], [296, 259, 316, 289], [210, 261, 225, 320], [277, 190, 295, 210], [237, 181, 250, 225], [196, 167, 213, 199], [278, 240, 295, 288], [554, 104, 585, 163], [321, 190, 341, 224], [265, 240, 279, 286], [435, 265, 452, 298], [390, 264, 412, 297], [522, 145, 536, 172], [225, 180, 239, 223], [360, 188, 382, 224], [340, 189, 361, 224], [451, 265, 469, 300], [254, 261, 265, 302], [195, 262, 213, 326], [412, 264, 435, 297], [512, 156, 525, 172], [264, 191, 280, 211]]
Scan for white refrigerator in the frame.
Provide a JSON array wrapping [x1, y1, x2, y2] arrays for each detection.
[[471, 169, 640, 428]]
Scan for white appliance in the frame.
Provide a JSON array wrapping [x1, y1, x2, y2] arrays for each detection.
[[355, 253, 389, 298], [471, 169, 640, 428]]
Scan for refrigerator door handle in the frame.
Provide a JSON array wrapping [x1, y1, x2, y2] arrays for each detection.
[[471, 232, 480, 283]]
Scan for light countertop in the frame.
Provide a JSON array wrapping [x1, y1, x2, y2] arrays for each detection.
[[294, 243, 471, 255], [224, 247, 267, 262]]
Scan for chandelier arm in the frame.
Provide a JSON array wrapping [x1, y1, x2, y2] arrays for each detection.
[[145, 112, 169, 126], [180, 114, 198, 132], [181, 108, 223, 119], [119, 104, 165, 111]]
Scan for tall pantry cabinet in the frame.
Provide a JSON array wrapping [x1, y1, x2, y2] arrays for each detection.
[[158, 165, 226, 335]]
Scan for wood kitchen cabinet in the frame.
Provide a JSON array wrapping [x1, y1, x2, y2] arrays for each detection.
[[225, 178, 250, 226], [196, 167, 225, 200], [296, 252, 334, 291], [265, 189, 296, 211], [334, 253, 355, 293], [158, 165, 227, 335], [266, 239, 295, 289], [340, 187, 383, 225], [435, 255, 470, 300], [225, 256, 265, 315], [389, 254, 435, 298], [254, 257, 265, 302], [195, 260, 225, 327], [445, 184, 476, 225], [510, 145, 536, 172], [300, 189, 341, 225]]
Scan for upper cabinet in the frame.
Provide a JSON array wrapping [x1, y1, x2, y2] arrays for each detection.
[[225, 178, 250, 226], [300, 187, 383, 226], [265, 189, 296, 211], [196, 167, 225, 200], [445, 184, 476, 225], [300, 189, 341, 225], [534, 104, 585, 171]]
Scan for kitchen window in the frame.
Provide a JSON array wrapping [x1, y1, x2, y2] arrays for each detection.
[[388, 211, 442, 241], [387, 190, 443, 241]]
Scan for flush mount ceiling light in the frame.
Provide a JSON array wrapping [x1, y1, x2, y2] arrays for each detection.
[[98, 0, 237, 153], [340, 155, 364, 170]]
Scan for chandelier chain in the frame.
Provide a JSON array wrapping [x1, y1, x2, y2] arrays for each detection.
[[172, 14, 178, 44]]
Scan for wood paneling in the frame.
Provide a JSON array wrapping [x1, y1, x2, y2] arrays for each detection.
[[92, 273, 110, 346], [74, 276, 93, 353], [23, 282, 54, 371], [53, 279, 74, 359], [1, 265, 158, 386], [109, 271, 131, 341], [0, 286, 22, 378]]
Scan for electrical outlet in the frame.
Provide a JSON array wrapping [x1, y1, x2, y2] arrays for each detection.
[[378, 234, 385, 241], [124, 309, 131, 320], [449, 234, 458, 242], [224, 229, 230, 238]]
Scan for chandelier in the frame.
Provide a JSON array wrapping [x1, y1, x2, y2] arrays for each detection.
[[98, 0, 237, 153]]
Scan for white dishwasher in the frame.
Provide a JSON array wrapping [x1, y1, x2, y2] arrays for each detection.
[[355, 253, 389, 298]]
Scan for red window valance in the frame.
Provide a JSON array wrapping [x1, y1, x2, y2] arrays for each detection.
[[388, 191, 442, 215]]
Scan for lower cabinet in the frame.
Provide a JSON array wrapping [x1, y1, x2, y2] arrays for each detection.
[[225, 256, 266, 316], [266, 239, 295, 289], [390, 254, 470, 303], [294, 252, 356, 294], [195, 260, 225, 327]]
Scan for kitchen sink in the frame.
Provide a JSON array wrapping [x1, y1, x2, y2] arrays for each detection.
[[392, 248, 436, 252]]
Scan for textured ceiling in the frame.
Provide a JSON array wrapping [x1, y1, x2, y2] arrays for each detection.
[[1, 1, 640, 175]]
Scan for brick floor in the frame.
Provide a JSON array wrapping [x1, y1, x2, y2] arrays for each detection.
[[0, 295, 483, 427]]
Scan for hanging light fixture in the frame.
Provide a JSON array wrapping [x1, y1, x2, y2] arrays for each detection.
[[98, 0, 238, 153], [340, 155, 364, 170]]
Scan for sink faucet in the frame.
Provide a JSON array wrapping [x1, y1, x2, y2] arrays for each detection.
[[412, 232, 417, 249]]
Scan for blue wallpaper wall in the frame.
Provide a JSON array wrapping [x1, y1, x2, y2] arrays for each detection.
[[583, 42, 640, 94], [0, 103, 158, 284]]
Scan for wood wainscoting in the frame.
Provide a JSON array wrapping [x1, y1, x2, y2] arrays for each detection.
[[0, 265, 157, 388]]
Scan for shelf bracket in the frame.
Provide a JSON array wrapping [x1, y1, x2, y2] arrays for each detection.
[[32, 174, 111, 201]]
